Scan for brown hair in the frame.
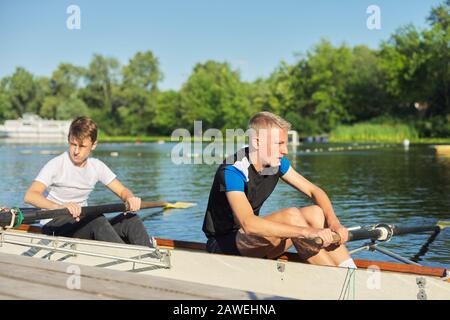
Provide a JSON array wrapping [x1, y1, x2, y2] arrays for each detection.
[[248, 112, 291, 132], [68, 116, 98, 143]]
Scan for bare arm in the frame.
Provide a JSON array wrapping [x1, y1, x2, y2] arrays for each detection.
[[23, 181, 81, 220], [281, 167, 348, 242], [281, 167, 341, 226], [106, 179, 141, 212], [226, 191, 323, 239], [24, 181, 61, 209]]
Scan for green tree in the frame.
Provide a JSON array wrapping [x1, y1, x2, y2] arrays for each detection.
[[379, 0, 449, 120], [80, 54, 121, 131], [40, 63, 86, 119], [56, 95, 89, 120], [0, 79, 14, 122], [2, 67, 37, 117], [308, 40, 353, 129], [49, 63, 84, 98], [153, 90, 181, 135], [425, 0, 450, 115], [287, 39, 354, 132], [345, 45, 389, 121], [180, 61, 251, 130], [118, 51, 162, 135], [261, 62, 294, 116]]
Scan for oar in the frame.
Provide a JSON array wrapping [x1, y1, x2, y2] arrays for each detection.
[[314, 221, 449, 246], [0, 201, 196, 228]]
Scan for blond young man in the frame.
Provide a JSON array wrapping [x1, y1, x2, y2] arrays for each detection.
[[24, 116, 153, 247], [202, 112, 356, 268]]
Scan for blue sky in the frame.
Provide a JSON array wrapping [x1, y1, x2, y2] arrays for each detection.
[[0, 0, 443, 90]]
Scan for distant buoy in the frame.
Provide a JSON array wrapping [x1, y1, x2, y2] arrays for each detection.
[[40, 150, 60, 155], [157, 140, 165, 144], [403, 139, 410, 147], [110, 152, 119, 157]]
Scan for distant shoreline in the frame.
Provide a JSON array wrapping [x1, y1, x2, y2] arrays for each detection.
[[98, 135, 450, 144]]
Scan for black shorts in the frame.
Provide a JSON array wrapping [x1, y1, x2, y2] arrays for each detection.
[[206, 232, 241, 256]]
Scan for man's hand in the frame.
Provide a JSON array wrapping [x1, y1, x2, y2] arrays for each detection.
[[308, 228, 335, 247], [329, 223, 349, 245], [125, 196, 141, 214], [61, 203, 82, 222]]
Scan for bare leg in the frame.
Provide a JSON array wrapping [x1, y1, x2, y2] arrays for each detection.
[[300, 205, 353, 265], [262, 207, 336, 266]]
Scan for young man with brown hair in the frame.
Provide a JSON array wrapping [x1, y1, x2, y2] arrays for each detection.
[[203, 111, 356, 267], [24, 116, 153, 247]]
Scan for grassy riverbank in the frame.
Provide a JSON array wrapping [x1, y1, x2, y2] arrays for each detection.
[[98, 134, 246, 143], [99, 135, 171, 143], [329, 123, 450, 144], [328, 123, 418, 143], [98, 124, 450, 144]]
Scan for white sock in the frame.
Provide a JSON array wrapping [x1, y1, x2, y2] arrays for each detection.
[[338, 258, 357, 269]]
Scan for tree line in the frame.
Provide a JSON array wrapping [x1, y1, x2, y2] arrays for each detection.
[[0, 1, 448, 137]]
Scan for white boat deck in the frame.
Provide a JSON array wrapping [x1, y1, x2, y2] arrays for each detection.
[[0, 252, 282, 300]]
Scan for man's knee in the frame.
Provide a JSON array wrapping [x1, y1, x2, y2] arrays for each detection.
[[284, 207, 308, 226], [302, 205, 325, 227], [88, 215, 110, 228], [120, 214, 147, 233], [123, 214, 144, 225]]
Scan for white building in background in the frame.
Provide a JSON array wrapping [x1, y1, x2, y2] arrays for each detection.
[[0, 114, 71, 139], [288, 130, 300, 146]]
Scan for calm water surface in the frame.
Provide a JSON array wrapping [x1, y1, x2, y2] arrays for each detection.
[[0, 141, 448, 267]]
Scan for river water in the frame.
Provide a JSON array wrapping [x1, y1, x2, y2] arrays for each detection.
[[0, 140, 448, 267]]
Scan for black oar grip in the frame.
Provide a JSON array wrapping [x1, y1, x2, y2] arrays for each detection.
[[0, 211, 14, 227], [20, 203, 128, 225]]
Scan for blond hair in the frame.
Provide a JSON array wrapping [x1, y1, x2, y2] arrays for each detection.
[[248, 112, 291, 132]]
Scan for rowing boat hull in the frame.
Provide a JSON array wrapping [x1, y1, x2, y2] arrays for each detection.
[[0, 229, 449, 300]]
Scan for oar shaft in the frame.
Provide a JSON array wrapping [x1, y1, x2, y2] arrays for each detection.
[[313, 223, 441, 245], [392, 225, 440, 236], [21, 203, 128, 224], [141, 201, 169, 209], [0, 202, 173, 227], [348, 229, 383, 242], [349, 225, 440, 242]]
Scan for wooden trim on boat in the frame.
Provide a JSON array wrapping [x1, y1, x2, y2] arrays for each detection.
[[15, 224, 43, 234], [353, 259, 447, 278], [11, 224, 449, 279], [156, 238, 207, 251]]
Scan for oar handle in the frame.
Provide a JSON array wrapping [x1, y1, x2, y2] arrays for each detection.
[[314, 233, 341, 246]]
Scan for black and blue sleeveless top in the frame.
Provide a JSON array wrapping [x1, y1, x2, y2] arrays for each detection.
[[202, 147, 290, 238]]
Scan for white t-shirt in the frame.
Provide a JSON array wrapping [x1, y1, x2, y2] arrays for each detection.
[[35, 151, 117, 225]]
